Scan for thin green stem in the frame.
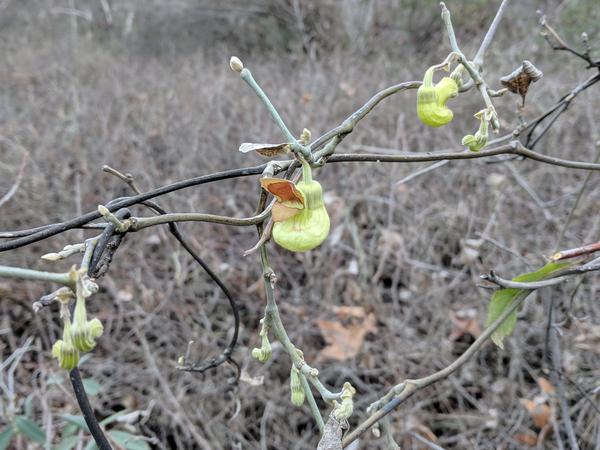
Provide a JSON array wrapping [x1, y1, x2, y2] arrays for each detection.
[[0, 265, 73, 287], [300, 373, 325, 432], [130, 208, 271, 231], [240, 68, 311, 160], [258, 245, 342, 405], [440, 2, 499, 130]]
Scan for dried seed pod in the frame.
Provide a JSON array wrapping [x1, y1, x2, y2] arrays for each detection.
[[500, 60, 543, 104]]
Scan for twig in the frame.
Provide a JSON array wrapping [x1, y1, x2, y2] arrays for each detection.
[[130, 209, 270, 231], [481, 270, 568, 289], [0, 150, 28, 208], [473, 0, 510, 67], [342, 286, 536, 447], [103, 167, 242, 378], [549, 326, 580, 450], [554, 144, 600, 249], [551, 241, 600, 262]]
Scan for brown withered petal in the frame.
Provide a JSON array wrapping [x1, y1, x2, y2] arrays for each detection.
[[239, 142, 291, 157], [260, 178, 305, 206], [500, 60, 543, 102]]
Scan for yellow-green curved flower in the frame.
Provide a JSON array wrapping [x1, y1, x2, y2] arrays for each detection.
[[417, 65, 459, 127], [52, 314, 80, 370], [71, 276, 104, 352], [462, 108, 493, 152], [261, 162, 330, 252]]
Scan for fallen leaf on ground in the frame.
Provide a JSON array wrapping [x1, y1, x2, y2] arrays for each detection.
[[317, 310, 376, 361], [520, 397, 552, 428], [513, 431, 537, 446], [449, 307, 482, 341]]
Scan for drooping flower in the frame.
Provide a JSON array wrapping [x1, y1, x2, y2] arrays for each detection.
[[70, 269, 103, 353], [260, 161, 330, 252], [462, 107, 494, 152], [52, 303, 80, 371], [417, 64, 459, 127]]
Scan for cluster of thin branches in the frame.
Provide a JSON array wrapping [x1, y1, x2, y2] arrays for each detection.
[[1, 1, 600, 448]]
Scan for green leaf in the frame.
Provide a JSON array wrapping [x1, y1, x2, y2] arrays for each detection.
[[81, 378, 102, 396], [54, 435, 80, 450], [24, 395, 34, 418], [59, 414, 90, 432], [0, 425, 16, 450], [15, 416, 45, 444], [485, 260, 577, 348], [108, 431, 150, 450], [83, 439, 98, 450]]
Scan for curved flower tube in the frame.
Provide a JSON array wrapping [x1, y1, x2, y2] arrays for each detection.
[[261, 161, 330, 252], [462, 107, 494, 152], [417, 65, 459, 127], [52, 305, 80, 370], [71, 272, 103, 352]]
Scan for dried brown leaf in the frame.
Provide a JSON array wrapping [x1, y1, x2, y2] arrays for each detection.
[[317, 312, 376, 361], [239, 142, 291, 157], [520, 398, 552, 429]]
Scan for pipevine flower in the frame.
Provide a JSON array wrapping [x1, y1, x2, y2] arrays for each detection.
[[462, 107, 493, 152], [52, 302, 80, 371], [251, 323, 272, 363], [261, 160, 330, 252], [70, 268, 103, 353], [417, 64, 459, 127]]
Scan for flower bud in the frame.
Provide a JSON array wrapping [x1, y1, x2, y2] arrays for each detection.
[[290, 366, 305, 406], [230, 56, 244, 73], [417, 65, 459, 127], [251, 332, 272, 363], [333, 382, 356, 420]]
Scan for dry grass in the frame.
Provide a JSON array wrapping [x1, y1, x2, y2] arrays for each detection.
[[1, 1, 599, 449]]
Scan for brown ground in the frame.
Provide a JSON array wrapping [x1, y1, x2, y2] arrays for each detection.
[[1, 1, 599, 449]]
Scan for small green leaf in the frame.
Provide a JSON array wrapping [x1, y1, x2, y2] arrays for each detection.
[[54, 435, 80, 450], [24, 395, 34, 418], [108, 430, 150, 450], [0, 425, 16, 450], [485, 260, 578, 348], [15, 416, 45, 444], [59, 414, 90, 432], [81, 378, 102, 396], [83, 439, 98, 450]]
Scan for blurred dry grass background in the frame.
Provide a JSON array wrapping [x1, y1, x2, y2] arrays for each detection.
[[1, 0, 600, 448]]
